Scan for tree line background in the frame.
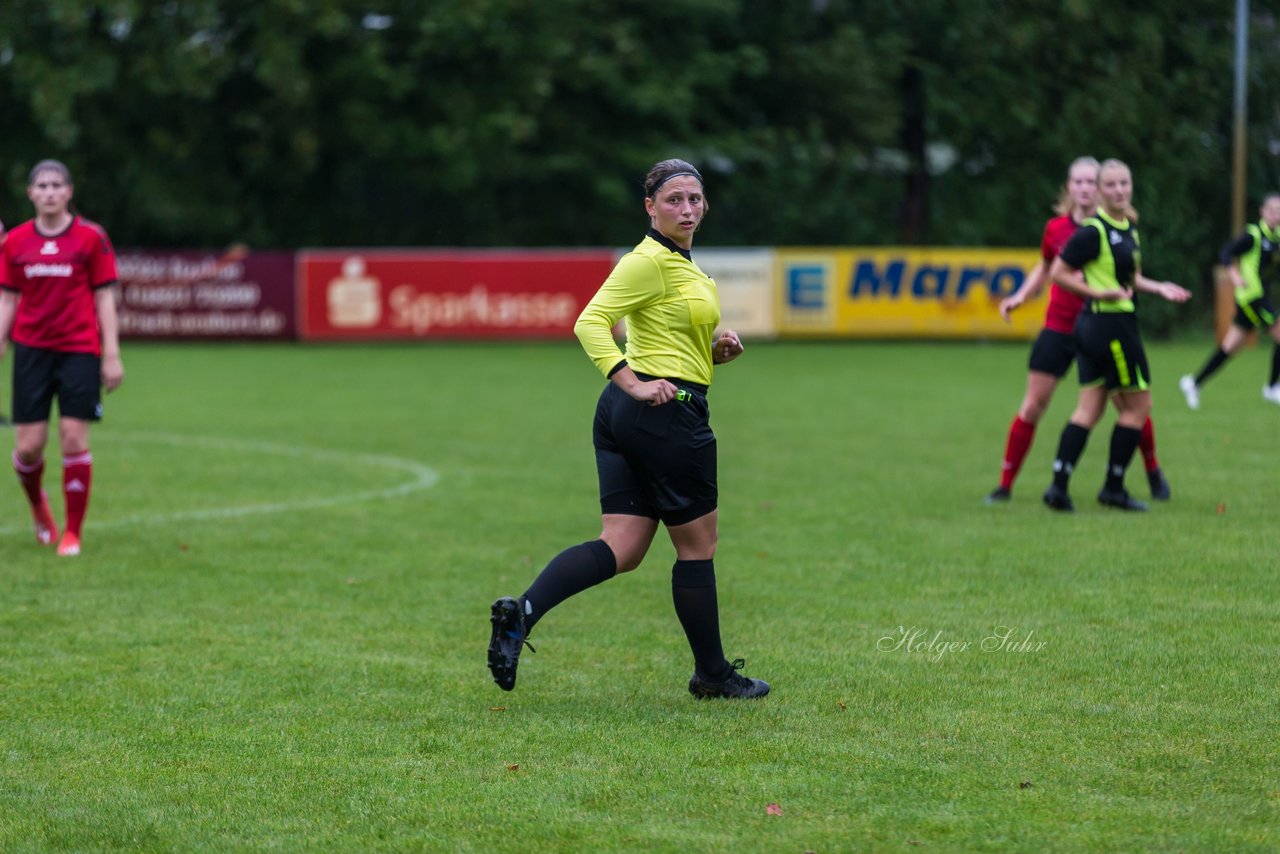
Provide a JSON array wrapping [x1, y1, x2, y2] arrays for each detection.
[[3, 0, 1280, 333]]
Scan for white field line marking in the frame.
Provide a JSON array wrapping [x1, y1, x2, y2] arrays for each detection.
[[0, 431, 440, 534]]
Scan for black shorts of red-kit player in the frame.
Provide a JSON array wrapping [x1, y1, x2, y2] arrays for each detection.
[[592, 376, 717, 527], [11, 344, 102, 423], [521, 539, 617, 633], [1027, 328, 1077, 378], [671, 558, 730, 680]]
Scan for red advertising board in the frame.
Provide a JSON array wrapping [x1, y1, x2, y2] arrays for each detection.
[[116, 249, 296, 340], [297, 249, 615, 340]]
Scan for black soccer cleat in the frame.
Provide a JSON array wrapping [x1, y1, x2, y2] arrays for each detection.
[[1147, 467, 1171, 501], [487, 596, 533, 691], [1042, 483, 1074, 513], [688, 658, 770, 700], [985, 486, 1012, 504], [1097, 488, 1148, 512]]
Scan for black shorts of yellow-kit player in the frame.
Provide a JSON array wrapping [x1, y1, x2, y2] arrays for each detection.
[[11, 343, 103, 424], [1231, 296, 1278, 331], [592, 373, 717, 527], [1073, 312, 1150, 392], [1027, 328, 1077, 378]]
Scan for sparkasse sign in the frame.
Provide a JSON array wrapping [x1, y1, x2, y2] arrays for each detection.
[[297, 250, 616, 340]]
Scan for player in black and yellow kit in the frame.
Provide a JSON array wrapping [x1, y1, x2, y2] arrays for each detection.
[[487, 159, 769, 699], [1179, 193, 1280, 408], [1041, 160, 1192, 512]]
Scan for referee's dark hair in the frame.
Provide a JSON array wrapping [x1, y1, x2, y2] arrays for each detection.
[[644, 159, 705, 201]]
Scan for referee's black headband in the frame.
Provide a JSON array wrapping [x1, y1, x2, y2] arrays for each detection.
[[646, 169, 704, 198]]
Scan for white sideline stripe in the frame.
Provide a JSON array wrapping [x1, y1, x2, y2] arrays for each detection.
[[0, 431, 440, 534]]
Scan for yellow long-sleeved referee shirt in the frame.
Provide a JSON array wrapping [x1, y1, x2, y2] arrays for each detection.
[[574, 231, 720, 386]]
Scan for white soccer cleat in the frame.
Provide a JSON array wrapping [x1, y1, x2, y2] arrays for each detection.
[[32, 491, 59, 545], [1263, 384, 1280, 406], [56, 532, 80, 557], [1179, 375, 1200, 410]]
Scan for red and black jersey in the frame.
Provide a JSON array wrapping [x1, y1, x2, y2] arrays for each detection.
[[1039, 215, 1086, 334], [0, 216, 118, 355]]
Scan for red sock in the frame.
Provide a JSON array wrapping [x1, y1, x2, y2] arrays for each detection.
[[1000, 416, 1037, 489], [1138, 417, 1159, 472], [12, 451, 45, 507], [63, 451, 92, 537]]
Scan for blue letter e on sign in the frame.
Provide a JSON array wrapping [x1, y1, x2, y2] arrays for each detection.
[[787, 265, 826, 309]]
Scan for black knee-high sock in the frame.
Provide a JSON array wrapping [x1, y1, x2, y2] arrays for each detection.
[[671, 559, 729, 680], [1270, 344, 1280, 386], [1105, 425, 1143, 492], [521, 540, 617, 632], [1051, 422, 1090, 489], [1195, 347, 1230, 386]]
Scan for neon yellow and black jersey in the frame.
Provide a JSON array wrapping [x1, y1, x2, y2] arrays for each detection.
[[575, 229, 720, 386], [1059, 209, 1140, 314], [1219, 220, 1280, 305]]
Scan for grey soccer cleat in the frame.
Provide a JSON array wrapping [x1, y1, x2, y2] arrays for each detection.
[[688, 658, 770, 699]]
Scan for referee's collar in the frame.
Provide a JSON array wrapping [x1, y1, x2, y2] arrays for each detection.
[[647, 228, 692, 261]]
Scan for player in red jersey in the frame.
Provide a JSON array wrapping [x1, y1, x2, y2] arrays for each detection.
[[986, 157, 1170, 503], [0, 160, 125, 556], [0, 215, 7, 426]]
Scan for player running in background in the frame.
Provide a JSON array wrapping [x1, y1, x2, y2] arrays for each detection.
[[988, 157, 1170, 504], [486, 158, 768, 700], [0, 159, 125, 555], [1179, 193, 1280, 409], [1041, 159, 1191, 513]]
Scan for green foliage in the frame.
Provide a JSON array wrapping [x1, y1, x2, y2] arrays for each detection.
[[1, 340, 1278, 849], [1, 1, 1279, 332]]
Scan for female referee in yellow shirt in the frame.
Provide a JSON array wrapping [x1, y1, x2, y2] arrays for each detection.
[[487, 158, 769, 699]]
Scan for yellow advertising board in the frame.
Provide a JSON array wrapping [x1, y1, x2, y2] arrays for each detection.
[[776, 247, 1044, 339]]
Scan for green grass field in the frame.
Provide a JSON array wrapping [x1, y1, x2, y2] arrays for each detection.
[[1, 339, 1277, 851]]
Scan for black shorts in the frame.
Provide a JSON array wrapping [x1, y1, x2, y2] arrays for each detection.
[[1232, 296, 1278, 330], [592, 376, 717, 527], [1073, 311, 1150, 392], [11, 343, 103, 423], [1027, 328, 1077, 378]]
